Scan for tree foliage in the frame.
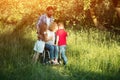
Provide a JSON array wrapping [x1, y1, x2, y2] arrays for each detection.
[[0, 0, 120, 31]]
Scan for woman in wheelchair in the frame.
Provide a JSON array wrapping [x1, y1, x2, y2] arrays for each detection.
[[33, 22, 59, 64], [45, 22, 59, 64]]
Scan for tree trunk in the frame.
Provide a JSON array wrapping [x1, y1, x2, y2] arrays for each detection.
[[89, 8, 99, 27], [115, 8, 120, 19], [112, 0, 120, 19], [89, 0, 105, 29]]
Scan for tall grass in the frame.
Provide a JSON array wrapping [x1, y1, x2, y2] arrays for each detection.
[[0, 24, 120, 80]]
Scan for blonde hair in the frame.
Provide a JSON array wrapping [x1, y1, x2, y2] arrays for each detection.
[[49, 22, 58, 31], [58, 22, 64, 29]]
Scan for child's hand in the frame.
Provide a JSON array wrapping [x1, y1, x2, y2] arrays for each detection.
[[44, 34, 53, 42], [49, 36, 53, 40], [54, 44, 58, 46]]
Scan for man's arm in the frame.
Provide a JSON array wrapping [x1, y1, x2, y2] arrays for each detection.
[[36, 15, 44, 33], [55, 36, 59, 45]]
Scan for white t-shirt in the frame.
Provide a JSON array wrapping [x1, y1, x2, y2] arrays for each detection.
[[46, 16, 51, 27], [33, 40, 45, 53], [46, 30, 55, 45]]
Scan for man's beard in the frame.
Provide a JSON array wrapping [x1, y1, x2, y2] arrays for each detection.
[[47, 14, 52, 17]]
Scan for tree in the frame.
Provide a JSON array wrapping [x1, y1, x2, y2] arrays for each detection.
[[0, 0, 120, 32], [112, 0, 120, 19]]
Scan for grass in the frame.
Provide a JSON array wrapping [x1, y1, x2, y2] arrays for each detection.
[[0, 24, 120, 80]]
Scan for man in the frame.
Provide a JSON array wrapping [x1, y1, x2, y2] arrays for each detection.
[[36, 6, 54, 33], [36, 6, 56, 64]]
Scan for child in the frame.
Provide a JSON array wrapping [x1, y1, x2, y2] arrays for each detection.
[[45, 22, 59, 64], [56, 22, 68, 65], [33, 23, 48, 63]]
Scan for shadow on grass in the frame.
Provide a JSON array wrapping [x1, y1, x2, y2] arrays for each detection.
[[0, 30, 120, 80], [66, 45, 120, 80], [66, 63, 120, 80], [0, 31, 69, 80]]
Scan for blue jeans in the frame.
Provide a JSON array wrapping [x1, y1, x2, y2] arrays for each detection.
[[45, 44, 58, 60], [45, 44, 54, 60], [54, 45, 58, 59], [59, 45, 67, 65]]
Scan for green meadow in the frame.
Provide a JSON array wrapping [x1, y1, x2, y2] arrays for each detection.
[[0, 25, 120, 80]]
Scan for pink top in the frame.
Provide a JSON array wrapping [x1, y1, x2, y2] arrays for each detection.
[[56, 29, 67, 46]]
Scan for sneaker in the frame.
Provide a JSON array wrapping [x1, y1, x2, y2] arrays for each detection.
[[54, 59, 59, 64], [59, 61, 62, 64], [54, 61, 59, 65], [50, 60, 55, 64]]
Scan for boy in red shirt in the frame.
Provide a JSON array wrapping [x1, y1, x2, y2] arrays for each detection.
[[56, 22, 68, 65]]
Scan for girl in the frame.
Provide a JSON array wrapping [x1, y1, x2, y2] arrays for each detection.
[[33, 23, 48, 63], [45, 22, 59, 64]]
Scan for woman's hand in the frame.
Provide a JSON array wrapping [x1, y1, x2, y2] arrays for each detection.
[[44, 36, 53, 42]]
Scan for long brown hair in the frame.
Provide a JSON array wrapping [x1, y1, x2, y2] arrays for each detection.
[[38, 23, 48, 41], [39, 23, 47, 34]]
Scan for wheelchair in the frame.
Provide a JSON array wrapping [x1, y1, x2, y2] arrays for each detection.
[[39, 48, 61, 65], [39, 48, 50, 64]]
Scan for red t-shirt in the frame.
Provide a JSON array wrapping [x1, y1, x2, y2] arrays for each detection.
[[56, 29, 67, 46]]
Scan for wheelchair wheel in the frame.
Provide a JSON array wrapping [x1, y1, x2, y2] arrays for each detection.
[[42, 50, 50, 64]]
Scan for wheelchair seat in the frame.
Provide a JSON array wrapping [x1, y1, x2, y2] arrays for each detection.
[[42, 48, 50, 64]]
